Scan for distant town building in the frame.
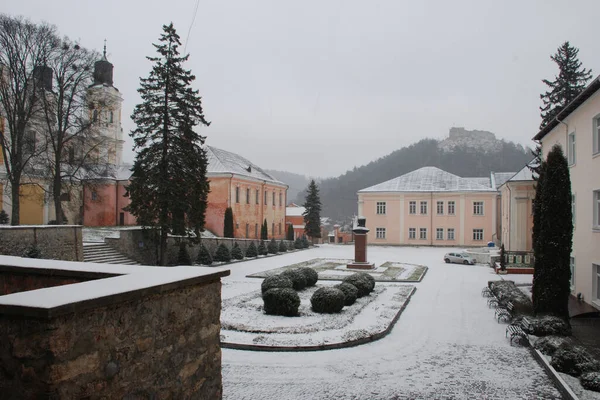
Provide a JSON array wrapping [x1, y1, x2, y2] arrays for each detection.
[[286, 203, 306, 240]]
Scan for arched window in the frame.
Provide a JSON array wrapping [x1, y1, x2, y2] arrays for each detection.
[[92, 109, 98, 122], [109, 111, 114, 123]]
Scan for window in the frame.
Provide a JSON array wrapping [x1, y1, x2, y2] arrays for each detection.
[[256, 189, 259, 204], [594, 116, 600, 154], [246, 188, 250, 204], [568, 132, 576, 165], [473, 229, 484, 241], [437, 201, 444, 215], [473, 201, 484, 215], [60, 193, 70, 202], [255, 224, 258, 238], [595, 190, 600, 229], [235, 186, 240, 203], [246, 223, 249, 238], [596, 264, 600, 302], [376, 227, 386, 239], [272, 192, 275, 206], [408, 228, 416, 239], [419, 228, 427, 240], [92, 109, 98, 122], [279, 193, 282, 207], [420, 201, 427, 215], [409, 201, 416, 214], [272, 222, 275, 236], [448, 201, 455, 215], [109, 111, 114, 123], [447, 228, 455, 240], [279, 223, 282, 235], [91, 190, 98, 201], [376, 201, 386, 215], [436, 228, 444, 240], [570, 257, 575, 291], [264, 191, 267, 205]]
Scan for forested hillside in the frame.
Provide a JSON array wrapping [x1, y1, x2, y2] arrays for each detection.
[[294, 138, 532, 221], [265, 169, 312, 203]]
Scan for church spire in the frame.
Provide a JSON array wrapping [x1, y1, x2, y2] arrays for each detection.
[[92, 39, 114, 86], [103, 39, 107, 60]]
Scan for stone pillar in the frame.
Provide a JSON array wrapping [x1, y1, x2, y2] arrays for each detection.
[[347, 217, 375, 270]]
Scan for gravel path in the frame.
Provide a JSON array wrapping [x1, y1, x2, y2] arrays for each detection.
[[222, 245, 562, 399]]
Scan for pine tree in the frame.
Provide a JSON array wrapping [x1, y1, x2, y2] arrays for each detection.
[[214, 243, 231, 263], [0, 210, 9, 225], [279, 240, 287, 252], [245, 241, 258, 258], [540, 41, 592, 129], [231, 242, 244, 260], [267, 238, 278, 254], [303, 180, 322, 241], [532, 145, 572, 320], [125, 23, 210, 265], [287, 224, 294, 241], [223, 207, 234, 238], [499, 244, 506, 271], [177, 242, 192, 265], [257, 240, 268, 256], [294, 237, 303, 249], [261, 219, 268, 240], [196, 243, 213, 265]]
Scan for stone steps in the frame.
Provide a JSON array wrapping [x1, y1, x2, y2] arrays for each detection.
[[83, 244, 140, 265]]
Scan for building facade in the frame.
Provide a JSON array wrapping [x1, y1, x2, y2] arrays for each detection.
[[533, 77, 600, 309], [357, 167, 512, 246], [285, 203, 306, 240], [499, 165, 535, 252]]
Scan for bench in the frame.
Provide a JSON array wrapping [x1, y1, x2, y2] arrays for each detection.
[[481, 287, 493, 297], [487, 296, 499, 308], [495, 301, 514, 323], [505, 317, 532, 346], [520, 317, 532, 334]]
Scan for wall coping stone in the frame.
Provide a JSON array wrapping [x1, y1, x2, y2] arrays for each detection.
[[0, 254, 229, 319], [0, 225, 82, 230]]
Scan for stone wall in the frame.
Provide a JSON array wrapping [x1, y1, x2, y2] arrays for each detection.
[[0, 225, 83, 261], [106, 228, 296, 265], [0, 278, 223, 399]]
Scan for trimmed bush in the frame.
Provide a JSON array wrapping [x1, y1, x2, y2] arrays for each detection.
[[278, 240, 287, 252], [261, 275, 294, 294], [23, 245, 42, 259], [267, 238, 278, 254], [551, 344, 600, 376], [489, 280, 534, 316], [196, 244, 212, 265], [529, 315, 572, 337], [334, 282, 358, 306], [581, 372, 600, 392], [343, 274, 373, 297], [214, 243, 231, 263], [0, 209, 8, 225], [281, 269, 307, 291], [246, 241, 258, 258], [311, 287, 345, 313], [263, 288, 300, 316], [298, 267, 318, 287], [294, 237, 303, 249], [177, 243, 192, 265], [354, 272, 375, 291], [533, 336, 570, 356], [301, 235, 310, 248], [231, 243, 244, 260], [258, 240, 268, 256]]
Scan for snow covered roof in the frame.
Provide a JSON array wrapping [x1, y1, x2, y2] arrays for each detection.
[[286, 206, 306, 216], [206, 146, 285, 186], [506, 164, 535, 183], [491, 172, 515, 189], [358, 167, 497, 193]]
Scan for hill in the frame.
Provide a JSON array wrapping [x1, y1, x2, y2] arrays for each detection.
[[265, 169, 312, 203], [294, 129, 532, 221]]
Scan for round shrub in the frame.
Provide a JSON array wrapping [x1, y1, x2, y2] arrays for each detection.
[[581, 372, 600, 392], [261, 275, 294, 294], [257, 241, 268, 256], [23, 245, 42, 259], [245, 241, 258, 258], [529, 315, 572, 337], [294, 237, 303, 249], [298, 267, 318, 287], [196, 244, 212, 265], [301, 235, 310, 248], [267, 239, 279, 254], [177, 243, 192, 265], [533, 336, 570, 356], [214, 243, 231, 262], [281, 269, 307, 291], [354, 272, 375, 291], [334, 282, 358, 306], [311, 287, 345, 314], [231, 243, 244, 260], [263, 288, 300, 316], [278, 240, 287, 252], [551, 344, 600, 376], [342, 274, 372, 297]]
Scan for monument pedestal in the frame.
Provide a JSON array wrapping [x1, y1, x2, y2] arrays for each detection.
[[347, 220, 375, 270]]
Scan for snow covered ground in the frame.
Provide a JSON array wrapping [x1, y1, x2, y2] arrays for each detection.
[[221, 245, 561, 399]]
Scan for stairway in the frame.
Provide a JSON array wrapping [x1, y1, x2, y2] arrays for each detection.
[[83, 244, 140, 265]]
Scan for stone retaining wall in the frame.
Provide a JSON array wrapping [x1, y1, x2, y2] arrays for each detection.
[[0, 225, 83, 261]]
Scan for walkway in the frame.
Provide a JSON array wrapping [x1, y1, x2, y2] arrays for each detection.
[[221, 245, 562, 399]]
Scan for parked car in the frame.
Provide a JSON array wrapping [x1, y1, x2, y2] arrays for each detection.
[[444, 252, 475, 265]]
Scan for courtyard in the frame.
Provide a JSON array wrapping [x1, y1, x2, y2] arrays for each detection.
[[221, 244, 562, 399]]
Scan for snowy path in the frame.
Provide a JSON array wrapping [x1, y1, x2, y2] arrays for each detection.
[[221, 245, 561, 399]]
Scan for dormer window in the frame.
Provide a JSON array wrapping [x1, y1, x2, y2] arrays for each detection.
[[246, 165, 252, 173]]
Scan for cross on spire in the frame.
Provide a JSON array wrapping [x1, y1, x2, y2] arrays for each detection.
[[103, 39, 107, 59]]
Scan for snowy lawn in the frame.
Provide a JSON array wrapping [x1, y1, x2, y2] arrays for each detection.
[[222, 245, 562, 399], [246, 257, 427, 282], [221, 283, 415, 349]]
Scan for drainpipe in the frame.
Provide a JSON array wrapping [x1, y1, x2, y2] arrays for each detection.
[[430, 192, 433, 246], [555, 116, 569, 154], [506, 184, 512, 251], [115, 180, 119, 226]]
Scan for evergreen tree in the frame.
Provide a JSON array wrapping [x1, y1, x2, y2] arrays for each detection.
[[196, 243, 213, 265], [177, 242, 192, 265], [301, 235, 310, 249], [294, 236, 303, 249], [279, 240, 287, 252], [125, 23, 210, 265], [499, 244, 506, 271], [267, 238, 278, 254], [261, 219, 268, 240], [257, 240, 268, 256], [540, 41, 592, 129], [287, 224, 294, 241], [303, 180, 322, 241], [214, 243, 231, 263], [231, 242, 244, 260], [532, 145, 572, 320], [0, 210, 9, 225], [223, 207, 234, 238], [245, 241, 258, 258]]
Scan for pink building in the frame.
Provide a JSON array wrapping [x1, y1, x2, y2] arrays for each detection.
[[499, 164, 535, 252], [285, 203, 306, 240], [358, 167, 512, 246]]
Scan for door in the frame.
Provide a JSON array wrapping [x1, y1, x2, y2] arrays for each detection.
[[515, 199, 528, 251], [119, 212, 125, 226]]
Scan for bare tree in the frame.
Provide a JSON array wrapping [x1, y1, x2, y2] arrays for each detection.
[[0, 14, 58, 224]]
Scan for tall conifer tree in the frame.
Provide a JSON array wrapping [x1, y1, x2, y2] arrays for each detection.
[[223, 207, 234, 238], [261, 218, 268, 240], [303, 180, 322, 241], [540, 41, 592, 129], [532, 145, 572, 320], [126, 23, 210, 265]]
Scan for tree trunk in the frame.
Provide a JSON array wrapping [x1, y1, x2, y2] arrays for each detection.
[[10, 180, 20, 225], [53, 171, 63, 225]]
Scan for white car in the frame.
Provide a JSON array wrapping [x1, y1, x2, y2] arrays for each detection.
[[444, 252, 475, 265]]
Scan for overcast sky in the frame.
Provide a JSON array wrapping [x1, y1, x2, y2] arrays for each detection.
[[5, 1, 600, 177]]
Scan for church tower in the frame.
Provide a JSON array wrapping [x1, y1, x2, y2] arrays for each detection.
[[86, 42, 124, 165]]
